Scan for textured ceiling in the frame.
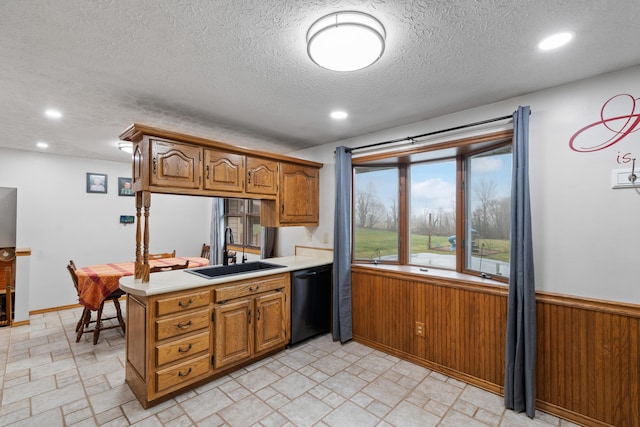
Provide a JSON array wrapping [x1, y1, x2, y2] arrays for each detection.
[[1, 0, 639, 163]]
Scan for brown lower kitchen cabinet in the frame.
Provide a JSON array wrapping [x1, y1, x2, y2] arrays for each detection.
[[125, 273, 290, 408], [213, 277, 288, 369]]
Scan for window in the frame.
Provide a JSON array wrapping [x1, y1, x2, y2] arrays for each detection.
[[223, 198, 262, 249], [352, 130, 512, 281], [354, 167, 399, 261], [409, 159, 457, 269], [465, 146, 512, 277]]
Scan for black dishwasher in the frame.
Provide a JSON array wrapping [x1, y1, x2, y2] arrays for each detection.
[[290, 264, 332, 345]]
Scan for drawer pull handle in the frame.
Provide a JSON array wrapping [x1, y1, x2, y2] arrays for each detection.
[[178, 343, 193, 353], [249, 285, 260, 292], [177, 320, 192, 329], [178, 299, 193, 308], [256, 307, 261, 321], [178, 367, 192, 378]]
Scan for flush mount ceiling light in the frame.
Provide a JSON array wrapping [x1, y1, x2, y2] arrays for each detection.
[[307, 11, 386, 72]]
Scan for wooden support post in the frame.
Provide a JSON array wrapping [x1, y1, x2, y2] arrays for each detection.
[[135, 191, 142, 279], [142, 191, 151, 283]]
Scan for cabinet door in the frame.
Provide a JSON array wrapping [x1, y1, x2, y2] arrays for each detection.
[[279, 163, 319, 224], [203, 149, 245, 193], [214, 299, 252, 369], [254, 291, 286, 353], [151, 140, 201, 189], [246, 157, 278, 195]]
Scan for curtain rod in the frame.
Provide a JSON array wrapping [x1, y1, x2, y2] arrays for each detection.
[[344, 113, 515, 154]]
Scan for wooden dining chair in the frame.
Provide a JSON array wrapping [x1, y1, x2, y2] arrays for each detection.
[[67, 260, 126, 345], [148, 250, 176, 260], [200, 243, 211, 259], [149, 260, 189, 273]]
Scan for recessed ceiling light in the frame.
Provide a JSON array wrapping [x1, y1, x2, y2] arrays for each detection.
[[36, 141, 48, 149], [331, 111, 348, 119], [118, 142, 133, 153], [538, 32, 574, 50], [44, 109, 63, 119]]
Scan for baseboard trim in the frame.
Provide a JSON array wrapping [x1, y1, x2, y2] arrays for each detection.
[[30, 303, 81, 316]]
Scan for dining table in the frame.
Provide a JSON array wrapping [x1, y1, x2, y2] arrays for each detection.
[[75, 257, 209, 310]]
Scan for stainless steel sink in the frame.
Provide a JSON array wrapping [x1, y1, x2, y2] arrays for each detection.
[[186, 261, 285, 279]]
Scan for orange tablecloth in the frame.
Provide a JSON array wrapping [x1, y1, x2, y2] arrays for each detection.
[[76, 257, 209, 310]]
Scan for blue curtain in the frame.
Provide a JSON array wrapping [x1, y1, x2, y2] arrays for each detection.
[[333, 146, 353, 343], [504, 105, 536, 418], [209, 198, 224, 265]]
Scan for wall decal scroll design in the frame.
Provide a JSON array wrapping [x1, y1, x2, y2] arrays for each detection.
[[569, 93, 640, 153]]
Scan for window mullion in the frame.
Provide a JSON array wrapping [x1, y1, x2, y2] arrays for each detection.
[[456, 156, 465, 272], [398, 165, 408, 265]]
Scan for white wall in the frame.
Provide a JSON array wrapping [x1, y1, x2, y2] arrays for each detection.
[[4, 66, 638, 310], [0, 149, 212, 311], [282, 66, 640, 305]]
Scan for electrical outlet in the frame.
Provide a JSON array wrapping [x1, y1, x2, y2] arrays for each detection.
[[415, 321, 425, 337], [323, 232, 329, 244]]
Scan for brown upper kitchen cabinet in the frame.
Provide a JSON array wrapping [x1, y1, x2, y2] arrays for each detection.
[[121, 123, 322, 226], [245, 157, 278, 195], [203, 151, 278, 196], [203, 149, 245, 193], [260, 162, 320, 226], [150, 139, 202, 190]]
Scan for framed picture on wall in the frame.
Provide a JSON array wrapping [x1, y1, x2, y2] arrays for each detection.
[[86, 173, 108, 194], [118, 177, 134, 196]]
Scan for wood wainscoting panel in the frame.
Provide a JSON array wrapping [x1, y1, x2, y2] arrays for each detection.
[[351, 266, 508, 391], [535, 293, 640, 427], [352, 265, 640, 427]]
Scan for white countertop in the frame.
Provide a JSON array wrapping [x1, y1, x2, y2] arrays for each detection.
[[119, 255, 333, 297]]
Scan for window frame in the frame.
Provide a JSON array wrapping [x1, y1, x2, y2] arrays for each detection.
[[351, 130, 513, 283], [223, 198, 262, 252]]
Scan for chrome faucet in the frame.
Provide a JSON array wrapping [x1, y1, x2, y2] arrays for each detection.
[[223, 227, 234, 266]]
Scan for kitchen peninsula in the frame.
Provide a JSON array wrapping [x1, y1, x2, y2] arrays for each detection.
[[119, 255, 332, 408]]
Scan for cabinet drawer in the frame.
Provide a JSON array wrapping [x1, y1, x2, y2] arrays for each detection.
[[156, 354, 210, 392], [156, 331, 210, 366], [156, 290, 210, 316], [214, 274, 286, 302], [156, 309, 210, 340]]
